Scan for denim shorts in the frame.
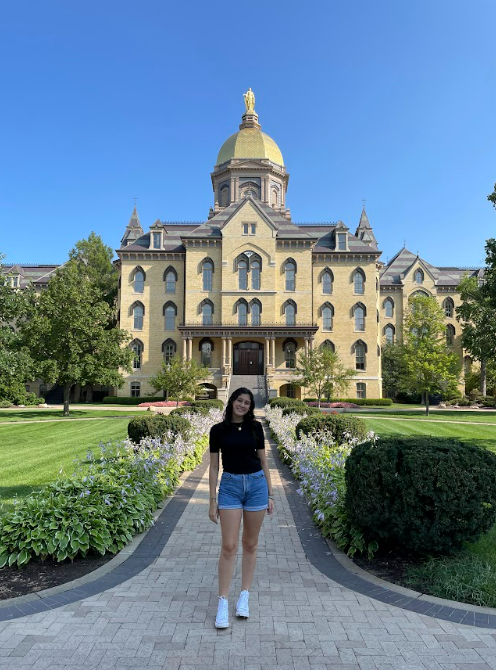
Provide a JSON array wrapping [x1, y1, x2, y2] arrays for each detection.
[[218, 470, 269, 512]]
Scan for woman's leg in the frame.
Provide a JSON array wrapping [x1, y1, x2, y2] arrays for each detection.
[[240, 510, 266, 591], [218, 509, 243, 597]]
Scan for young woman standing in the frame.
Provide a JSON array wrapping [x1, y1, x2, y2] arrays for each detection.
[[208, 387, 275, 628]]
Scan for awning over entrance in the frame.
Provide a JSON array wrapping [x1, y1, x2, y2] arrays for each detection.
[[178, 322, 318, 339]]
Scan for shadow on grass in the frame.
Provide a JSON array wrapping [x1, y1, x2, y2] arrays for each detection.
[[0, 410, 134, 422]]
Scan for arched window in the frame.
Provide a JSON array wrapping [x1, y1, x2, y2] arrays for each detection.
[[238, 259, 248, 290], [219, 184, 229, 207], [283, 338, 297, 368], [163, 301, 177, 330], [235, 299, 248, 326], [384, 297, 394, 318], [353, 303, 366, 331], [199, 338, 213, 367], [414, 268, 424, 284], [201, 258, 214, 291], [321, 340, 335, 352], [283, 300, 296, 326], [284, 259, 296, 291], [384, 324, 395, 344], [271, 187, 279, 207], [322, 269, 333, 295], [130, 339, 144, 369], [320, 302, 334, 331], [251, 259, 261, 290], [200, 299, 214, 325], [132, 267, 145, 293], [162, 339, 176, 364], [443, 296, 454, 318], [131, 302, 144, 330], [352, 340, 367, 370], [446, 324, 455, 346], [464, 355, 472, 374], [163, 266, 178, 294], [250, 299, 262, 326], [353, 268, 365, 295]]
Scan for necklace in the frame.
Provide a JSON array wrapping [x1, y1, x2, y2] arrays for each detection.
[[233, 422, 243, 431]]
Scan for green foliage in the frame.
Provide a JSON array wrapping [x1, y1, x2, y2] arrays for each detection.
[[402, 295, 460, 415], [281, 405, 320, 417], [0, 400, 12, 408], [296, 414, 367, 441], [190, 399, 224, 410], [127, 414, 190, 442], [148, 357, 209, 406], [302, 397, 392, 406], [345, 436, 496, 555], [69, 232, 119, 309], [102, 396, 166, 405], [294, 347, 356, 407], [170, 406, 209, 417], [381, 342, 409, 400], [268, 397, 302, 408], [488, 183, 496, 210]]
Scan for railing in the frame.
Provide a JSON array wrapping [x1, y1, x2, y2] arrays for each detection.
[[179, 321, 318, 328]]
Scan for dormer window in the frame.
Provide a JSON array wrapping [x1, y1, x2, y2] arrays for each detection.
[[152, 232, 161, 249], [12, 276, 19, 288], [242, 223, 256, 236], [337, 233, 347, 251]]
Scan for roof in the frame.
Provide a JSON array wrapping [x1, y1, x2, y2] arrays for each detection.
[[380, 247, 481, 287], [1, 264, 60, 288]]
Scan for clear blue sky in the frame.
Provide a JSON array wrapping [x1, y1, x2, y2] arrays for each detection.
[[1, 1, 495, 267]]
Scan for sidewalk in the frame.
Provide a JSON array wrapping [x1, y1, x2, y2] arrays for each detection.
[[0, 425, 496, 669]]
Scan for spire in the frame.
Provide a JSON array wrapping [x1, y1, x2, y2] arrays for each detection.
[[355, 206, 378, 250], [120, 205, 144, 248]]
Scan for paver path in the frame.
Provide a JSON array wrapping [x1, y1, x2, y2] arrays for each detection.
[[1, 427, 496, 669]]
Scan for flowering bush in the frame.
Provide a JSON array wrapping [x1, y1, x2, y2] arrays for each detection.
[[0, 409, 222, 568], [265, 405, 378, 558], [138, 400, 191, 407], [306, 402, 360, 409]]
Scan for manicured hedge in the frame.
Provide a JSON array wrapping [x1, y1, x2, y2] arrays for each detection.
[[103, 396, 166, 406], [191, 399, 224, 410], [345, 436, 496, 555], [128, 414, 190, 442], [302, 398, 393, 406], [282, 405, 321, 417], [296, 414, 367, 441], [170, 406, 209, 417], [268, 397, 302, 408]]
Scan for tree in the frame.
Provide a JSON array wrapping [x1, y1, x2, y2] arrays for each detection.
[[456, 274, 496, 395], [381, 341, 409, 400], [69, 232, 118, 308], [20, 260, 132, 415], [402, 295, 460, 415], [488, 183, 496, 211], [294, 347, 356, 407], [148, 356, 209, 406]]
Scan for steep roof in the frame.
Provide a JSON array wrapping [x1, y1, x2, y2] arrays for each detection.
[[380, 247, 481, 287], [354, 207, 378, 250], [1, 264, 60, 288]]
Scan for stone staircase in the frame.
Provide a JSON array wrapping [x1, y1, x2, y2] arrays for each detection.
[[228, 375, 267, 408]]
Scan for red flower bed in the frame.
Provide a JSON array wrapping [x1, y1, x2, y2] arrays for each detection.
[[307, 402, 360, 409], [137, 401, 192, 407]]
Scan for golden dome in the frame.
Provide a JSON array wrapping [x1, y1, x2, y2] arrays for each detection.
[[216, 128, 284, 166]]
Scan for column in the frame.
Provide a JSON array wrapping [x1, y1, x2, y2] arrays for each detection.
[[304, 338, 309, 355], [227, 338, 232, 368], [188, 337, 193, 361], [182, 338, 187, 360], [271, 338, 276, 369], [265, 338, 270, 369], [222, 338, 226, 368]]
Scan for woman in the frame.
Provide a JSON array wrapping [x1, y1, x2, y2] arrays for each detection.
[[209, 387, 275, 629]]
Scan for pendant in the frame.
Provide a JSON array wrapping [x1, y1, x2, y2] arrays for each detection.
[[238, 425, 242, 431]]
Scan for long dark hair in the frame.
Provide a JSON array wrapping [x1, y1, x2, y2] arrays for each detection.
[[224, 387, 256, 429]]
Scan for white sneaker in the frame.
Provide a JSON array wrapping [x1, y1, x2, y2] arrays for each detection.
[[236, 590, 250, 618], [215, 596, 229, 628]]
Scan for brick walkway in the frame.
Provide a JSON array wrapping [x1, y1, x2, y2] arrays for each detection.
[[1, 427, 496, 668]]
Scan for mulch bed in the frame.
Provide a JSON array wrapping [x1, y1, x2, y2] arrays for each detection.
[[353, 550, 424, 588], [0, 553, 114, 600]]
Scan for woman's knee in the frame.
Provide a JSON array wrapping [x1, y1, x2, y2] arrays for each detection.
[[221, 541, 238, 559], [242, 538, 258, 554]]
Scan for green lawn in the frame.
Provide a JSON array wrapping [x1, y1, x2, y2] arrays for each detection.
[[0, 409, 142, 422], [350, 409, 496, 424], [0, 418, 129, 507]]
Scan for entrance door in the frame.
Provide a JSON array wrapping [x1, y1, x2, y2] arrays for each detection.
[[233, 342, 263, 374]]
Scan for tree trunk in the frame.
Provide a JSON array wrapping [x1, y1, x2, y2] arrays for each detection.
[[424, 392, 430, 417], [176, 396, 179, 407], [480, 359, 487, 396], [63, 383, 72, 417]]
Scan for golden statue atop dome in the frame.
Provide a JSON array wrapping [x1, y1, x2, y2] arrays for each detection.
[[243, 88, 256, 113]]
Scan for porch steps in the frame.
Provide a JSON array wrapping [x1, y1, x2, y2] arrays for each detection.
[[228, 375, 267, 408]]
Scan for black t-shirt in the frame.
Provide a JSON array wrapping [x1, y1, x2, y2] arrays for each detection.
[[209, 420, 265, 474]]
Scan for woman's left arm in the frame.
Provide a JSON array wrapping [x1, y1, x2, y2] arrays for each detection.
[[257, 449, 274, 515]]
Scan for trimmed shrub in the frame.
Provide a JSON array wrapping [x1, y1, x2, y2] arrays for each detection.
[[269, 397, 302, 408], [345, 436, 496, 555], [303, 398, 392, 406], [128, 414, 190, 442], [296, 414, 366, 441], [103, 396, 166, 406], [282, 405, 320, 417], [170, 406, 209, 417], [0, 400, 12, 408], [190, 399, 224, 410], [302, 398, 318, 403]]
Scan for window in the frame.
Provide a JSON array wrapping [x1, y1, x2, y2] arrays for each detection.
[[201, 301, 213, 325], [354, 342, 366, 370], [322, 269, 333, 295], [200, 339, 213, 367], [284, 259, 296, 291], [338, 233, 346, 251], [131, 382, 141, 398], [446, 324, 455, 346], [284, 301, 296, 326], [133, 269, 145, 293], [353, 269, 365, 295], [414, 269, 424, 284], [39, 383, 48, 397], [152, 232, 161, 249], [271, 188, 279, 207], [12, 276, 19, 288], [384, 298, 394, 318], [219, 185, 229, 207], [284, 341, 296, 368], [243, 223, 249, 235], [251, 260, 260, 290], [162, 339, 176, 364], [384, 325, 395, 344], [164, 267, 178, 293], [133, 303, 144, 330], [443, 297, 454, 317], [321, 340, 335, 352], [251, 301, 261, 326], [251, 224, 256, 235], [202, 259, 213, 291], [356, 383, 366, 399], [163, 302, 177, 330], [238, 302, 248, 326], [131, 339, 143, 369], [286, 384, 295, 398], [320, 303, 333, 330], [353, 304, 365, 331], [238, 260, 248, 290]]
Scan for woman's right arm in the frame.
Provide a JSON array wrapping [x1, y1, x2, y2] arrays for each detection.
[[209, 451, 220, 523]]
